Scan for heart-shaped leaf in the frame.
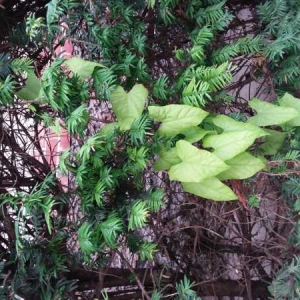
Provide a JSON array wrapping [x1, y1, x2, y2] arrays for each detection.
[[259, 129, 287, 155], [17, 71, 41, 100], [180, 127, 210, 143], [65, 57, 105, 80], [182, 178, 238, 201], [212, 115, 267, 137], [203, 130, 261, 161], [248, 98, 299, 126], [217, 152, 265, 180], [278, 93, 300, 127], [148, 104, 209, 137], [110, 84, 148, 131], [169, 140, 228, 182], [154, 147, 181, 171]]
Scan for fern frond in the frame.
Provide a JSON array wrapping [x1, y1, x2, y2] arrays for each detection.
[[284, 150, 300, 161], [99, 212, 123, 248], [40, 196, 56, 234], [196, 0, 233, 31], [127, 146, 148, 171], [26, 13, 45, 41], [46, 0, 67, 33], [59, 150, 71, 176], [278, 66, 300, 85], [77, 134, 106, 163], [212, 11, 234, 31], [135, 58, 150, 81], [128, 201, 149, 230], [153, 75, 169, 102], [258, 0, 289, 26], [115, 52, 137, 77], [182, 79, 210, 107], [93, 68, 117, 100], [111, 2, 135, 24], [92, 180, 106, 207], [282, 175, 300, 198], [146, 189, 164, 212], [269, 256, 300, 299], [0, 53, 11, 78], [66, 104, 90, 135], [190, 45, 205, 63], [159, 5, 177, 24], [132, 32, 147, 56], [139, 241, 157, 260], [78, 223, 96, 255], [11, 57, 34, 75], [176, 276, 199, 300], [185, 0, 203, 19], [175, 49, 189, 62], [99, 166, 116, 189], [191, 26, 214, 46], [238, 36, 262, 55], [203, 0, 226, 24], [42, 59, 75, 112], [128, 114, 152, 146], [196, 62, 234, 91], [0, 76, 15, 105], [212, 44, 239, 64], [151, 290, 162, 300]]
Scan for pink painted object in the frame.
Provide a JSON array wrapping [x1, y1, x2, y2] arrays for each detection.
[[36, 33, 75, 190]]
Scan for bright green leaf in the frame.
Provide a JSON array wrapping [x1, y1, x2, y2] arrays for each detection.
[[180, 126, 209, 143], [154, 147, 181, 171], [65, 57, 105, 80], [203, 130, 261, 161], [147, 0, 156, 8], [278, 93, 300, 127], [212, 115, 267, 137], [217, 152, 265, 180], [110, 84, 148, 131], [148, 104, 209, 137], [259, 129, 287, 155], [17, 71, 41, 100], [169, 140, 228, 182], [248, 98, 299, 126], [182, 178, 238, 201]]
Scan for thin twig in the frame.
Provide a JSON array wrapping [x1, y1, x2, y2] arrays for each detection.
[[116, 250, 151, 300]]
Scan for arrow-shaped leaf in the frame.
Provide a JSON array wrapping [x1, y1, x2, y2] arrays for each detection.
[[248, 98, 299, 126], [148, 104, 209, 137], [17, 71, 41, 100], [259, 129, 287, 155], [217, 152, 265, 180], [180, 126, 210, 143], [278, 93, 300, 127], [110, 84, 148, 131], [212, 115, 267, 137], [169, 140, 228, 182], [154, 147, 181, 171], [203, 130, 261, 161], [182, 178, 238, 201], [65, 57, 105, 80]]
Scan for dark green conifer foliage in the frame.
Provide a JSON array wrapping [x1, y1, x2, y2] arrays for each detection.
[[1, 1, 300, 299]]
